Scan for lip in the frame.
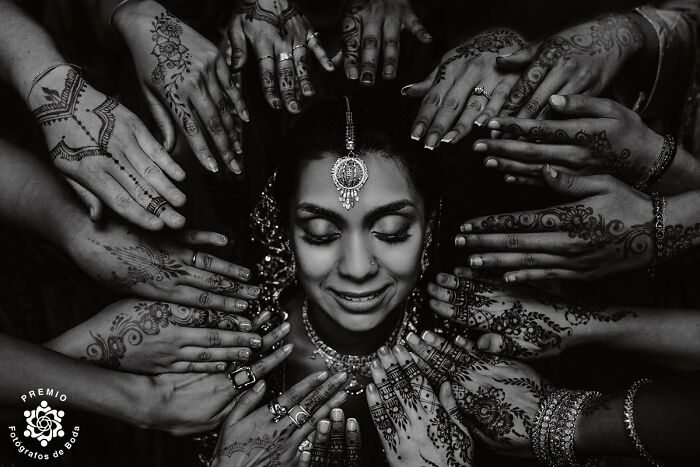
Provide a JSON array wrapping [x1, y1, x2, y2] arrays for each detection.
[[329, 286, 389, 314]]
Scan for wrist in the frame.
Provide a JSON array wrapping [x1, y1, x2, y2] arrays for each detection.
[[113, 0, 162, 33], [624, 11, 652, 60]]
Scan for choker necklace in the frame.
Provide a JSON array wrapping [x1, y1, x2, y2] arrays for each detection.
[[302, 299, 411, 396]]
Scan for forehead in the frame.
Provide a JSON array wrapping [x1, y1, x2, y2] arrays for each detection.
[[294, 151, 423, 215]]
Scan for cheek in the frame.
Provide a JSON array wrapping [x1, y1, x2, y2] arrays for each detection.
[[375, 236, 423, 280], [292, 238, 338, 283]]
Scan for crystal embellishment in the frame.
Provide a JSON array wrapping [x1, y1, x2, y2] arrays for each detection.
[[331, 96, 368, 210]]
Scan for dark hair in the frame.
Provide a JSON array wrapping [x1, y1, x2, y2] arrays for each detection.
[[274, 90, 441, 216]]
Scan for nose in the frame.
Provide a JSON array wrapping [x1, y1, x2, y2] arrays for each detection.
[[337, 233, 377, 282]]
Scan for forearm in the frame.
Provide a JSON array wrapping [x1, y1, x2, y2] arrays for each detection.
[[0, 0, 65, 99], [0, 332, 147, 428], [654, 144, 700, 194]]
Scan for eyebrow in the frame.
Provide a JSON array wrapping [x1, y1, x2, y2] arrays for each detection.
[[296, 200, 416, 225]]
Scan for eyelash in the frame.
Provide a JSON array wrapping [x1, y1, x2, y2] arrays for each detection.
[[301, 228, 411, 246]]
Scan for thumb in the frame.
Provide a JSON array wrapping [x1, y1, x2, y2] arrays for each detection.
[[226, 379, 267, 423], [549, 94, 616, 118], [228, 20, 248, 72], [65, 177, 103, 221], [142, 84, 176, 152], [541, 165, 611, 197], [496, 43, 537, 71], [438, 381, 470, 432]]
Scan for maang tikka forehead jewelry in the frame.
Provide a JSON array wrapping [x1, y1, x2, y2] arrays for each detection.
[[331, 96, 368, 210]]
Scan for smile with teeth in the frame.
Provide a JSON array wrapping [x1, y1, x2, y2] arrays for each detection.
[[336, 291, 383, 302]]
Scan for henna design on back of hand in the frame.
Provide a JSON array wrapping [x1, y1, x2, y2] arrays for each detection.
[[235, 0, 300, 38], [212, 429, 287, 465]]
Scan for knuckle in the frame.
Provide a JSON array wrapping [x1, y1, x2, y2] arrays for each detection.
[[522, 255, 536, 266], [144, 165, 162, 180], [198, 292, 212, 307], [505, 235, 520, 248], [114, 193, 132, 209], [198, 348, 212, 361], [423, 92, 442, 108], [206, 331, 221, 346]]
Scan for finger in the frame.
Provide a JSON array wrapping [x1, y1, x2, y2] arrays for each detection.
[[485, 157, 547, 177], [65, 177, 103, 221], [183, 328, 262, 349], [345, 417, 362, 467], [437, 78, 491, 145], [487, 116, 593, 144], [472, 75, 519, 130], [227, 19, 248, 72], [277, 51, 300, 113], [228, 380, 267, 422], [401, 67, 437, 98], [516, 72, 566, 119], [500, 61, 550, 117], [179, 346, 253, 364], [366, 383, 398, 454], [290, 385, 349, 448], [297, 372, 349, 416], [261, 321, 291, 350], [124, 138, 187, 207], [455, 232, 589, 255], [277, 371, 331, 409], [188, 250, 252, 282], [257, 45, 282, 110], [503, 268, 590, 283], [377, 346, 418, 413], [293, 44, 315, 97], [182, 307, 251, 331], [142, 85, 176, 151], [328, 408, 345, 467], [212, 80, 244, 164], [452, 267, 505, 287], [132, 121, 185, 182], [423, 77, 478, 149], [219, 69, 249, 124], [170, 361, 231, 373], [549, 94, 617, 118], [171, 285, 248, 313], [310, 419, 331, 467], [359, 21, 381, 86], [474, 138, 588, 165], [467, 252, 576, 271], [411, 79, 453, 142], [476, 332, 539, 358], [404, 332, 452, 385], [438, 381, 470, 433], [180, 270, 259, 299], [503, 174, 548, 186], [420, 330, 470, 365], [191, 87, 236, 170], [249, 342, 294, 380], [381, 18, 400, 80], [251, 310, 272, 332], [299, 449, 312, 467], [370, 358, 409, 430], [495, 44, 537, 71], [178, 230, 229, 247], [178, 103, 219, 173], [342, 15, 361, 80], [305, 30, 334, 72], [403, 12, 433, 43], [97, 174, 163, 230], [541, 166, 614, 197]]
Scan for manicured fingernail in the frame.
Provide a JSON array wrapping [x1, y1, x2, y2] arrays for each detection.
[[289, 101, 299, 112], [249, 286, 260, 297], [303, 84, 313, 95], [360, 72, 375, 85], [253, 380, 266, 392], [393, 344, 407, 354], [474, 115, 488, 127], [411, 123, 425, 141], [441, 130, 458, 143], [366, 383, 377, 394], [257, 311, 271, 323], [317, 371, 329, 381], [334, 371, 348, 382], [300, 451, 311, 462], [545, 164, 558, 178], [326, 60, 335, 70], [206, 158, 219, 173], [283, 343, 294, 353], [240, 109, 250, 122], [422, 330, 435, 343], [348, 69, 359, 80], [470, 256, 483, 267], [347, 418, 358, 431], [371, 359, 380, 369], [550, 94, 565, 106], [233, 141, 243, 155], [461, 223, 472, 233], [332, 408, 343, 422], [383, 65, 395, 78], [455, 335, 468, 346], [473, 142, 487, 152], [406, 331, 419, 345], [216, 363, 226, 371], [498, 51, 515, 58], [239, 349, 251, 359], [455, 236, 466, 247], [240, 268, 251, 280], [477, 338, 489, 350], [378, 346, 391, 357], [250, 337, 262, 348], [401, 84, 414, 95], [424, 133, 439, 150], [239, 320, 252, 332], [281, 322, 291, 332], [230, 159, 241, 174], [319, 420, 331, 434], [505, 274, 516, 283], [505, 175, 516, 183], [485, 158, 497, 168], [236, 300, 248, 310], [487, 120, 500, 130]]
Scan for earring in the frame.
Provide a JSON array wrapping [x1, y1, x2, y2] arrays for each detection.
[[420, 232, 432, 274]]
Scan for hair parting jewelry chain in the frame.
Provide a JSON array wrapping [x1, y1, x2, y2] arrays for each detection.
[[331, 96, 369, 210], [302, 298, 416, 396]]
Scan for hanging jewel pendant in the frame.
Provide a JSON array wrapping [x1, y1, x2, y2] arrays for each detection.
[[331, 95, 368, 210]]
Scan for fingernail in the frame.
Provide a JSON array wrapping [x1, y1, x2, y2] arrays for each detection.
[[230, 159, 241, 174], [474, 115, 488, 127], [545, 164, 558, 178], [455, 335, 468, 346], [303, 84, 313, 95], [348, 69, 359, 80], [460, 223, 472, 233], [240, 268, 251, 280], [239, 320, 252, 332], [216, 363, 226, 371], [550, 94, 565, 106], [411, 123, 425, 141], [283, 343, 294, 353], [335, 371, 348, 382], [366, 383, 376, 394], [400, 84, 414, 95], [258, 311, 271, 322], [470, 256, 483, 267], [317, 371, 329, 381], [485, 159, 497, 168], [422, 330, 436, 343], [236, 300, 248, 310], [498, 51, 515, 58], [424, 133, 439, 150], [382, 66, 395, 78], [150, 217, 163, 228], [347, 418, 358, 431], [289, 101, 299, 112], [300, 451, 311, 462], [505, 274, 516, 283], [89, 207, 96, 218], [253, 380, 266, 392], [487, 120, 500, 130], [233, 141, 243, 155], [477, 339, 489, 350], [240, 109, 250, 122], [371, 359, 380, 369], [473, 142, 487, 152], [319, 420, 331, 434], [239, 349, 251, 359], [505, 175, 516, 183], [406, 331, 419, 345], [441, 130, 458, 143], [393, 343, 407, 354], [250, 337, 262, 348], [360, 72, 375, 85], [455, 236, 466, 247], [378, 346, 391, 357], [206, 158, 219, 173], [281, 322, 291, 332], [332, 408, 343, 422]]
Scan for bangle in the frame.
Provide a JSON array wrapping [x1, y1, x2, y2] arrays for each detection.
[[623, 379, 663, 467], [635, 135, 678, 192], [25, 63, 80, 103], [649, 192, 667, 278], [109, 0, 136, 26]]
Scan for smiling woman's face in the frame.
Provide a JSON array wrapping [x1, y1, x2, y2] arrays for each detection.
[[290, 151, 427, 332]]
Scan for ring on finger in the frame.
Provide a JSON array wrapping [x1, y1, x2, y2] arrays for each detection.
[[298, 439, 313, 452], [306, 31, 319, 43], [192, 251, 198, 266], [227, 365, 257, 390], [473, 86, 492, 101], [268, 399, 289, 423], [287, 404, 311, 428], [292, 44, 307, 51], [277, 52, 292, 64], [258, 55, 274, 63]]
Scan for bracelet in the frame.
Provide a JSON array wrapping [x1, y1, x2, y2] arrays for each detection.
[[635, 135, 678, 192], [108, 0, 135, 26], [649, 192, 667, 278], [623, 379, 664, 467], [534, 389, 602, 467], [25, 63, 80, 102]]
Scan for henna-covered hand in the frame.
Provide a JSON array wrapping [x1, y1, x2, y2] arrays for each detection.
[[498, 13, 645, 119], [426, 274, 636, 358], [296, 408, 362, 467], [367, 345, 474, 467], [455, 167, 655, 282], [228, 0, 333, 114], [68, 221, 261, 312], [210, 371, 348, 467], [406, 331, 554, 457], [114, 1, 245, 173], [45, 298, 291, 374], [343, 0, 432, 85], [403, 29, 526, 148], [27, 65, 186, 230], [478, 95, 668, 187]]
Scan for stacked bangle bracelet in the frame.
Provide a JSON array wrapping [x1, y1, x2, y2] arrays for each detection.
[[623, 379, 664, 467], [635, 135, 678, 192]]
